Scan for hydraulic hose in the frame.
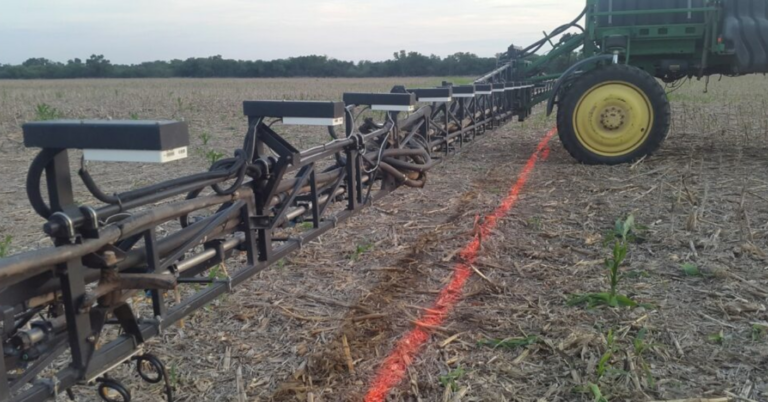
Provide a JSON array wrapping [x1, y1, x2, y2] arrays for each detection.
[[79, 167, 235, 206], [327, 126, 347, 166], [521, 6, 587, 57], [26, 148, 64, 219], [210, 125, 257, 195], [78, 121, 259, 209]]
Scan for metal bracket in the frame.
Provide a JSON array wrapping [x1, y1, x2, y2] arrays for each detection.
[[83, 346, 143, 384], [50, 212, 76, 239]]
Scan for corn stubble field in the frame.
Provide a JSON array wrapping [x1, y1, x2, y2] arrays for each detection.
[[0, 76, 767, 401]]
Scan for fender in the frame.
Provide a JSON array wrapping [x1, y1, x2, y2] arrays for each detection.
[[545, 54, 614, 116]]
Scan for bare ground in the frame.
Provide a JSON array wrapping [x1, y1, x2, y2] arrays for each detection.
[[1, 76, 767, 401]]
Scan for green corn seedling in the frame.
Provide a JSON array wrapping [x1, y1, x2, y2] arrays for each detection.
[[569, 215, 642, 309], [477, 335, 538, 350], [34, 103, 61, 121], [0, 236, 11, 258], [438, 367, 465, 392]]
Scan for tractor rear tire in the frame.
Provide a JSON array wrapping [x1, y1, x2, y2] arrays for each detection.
[[556, 64, 671, 165]]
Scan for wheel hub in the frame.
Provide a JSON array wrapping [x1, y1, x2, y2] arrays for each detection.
[[599, 106, 626, 131], [572, 81, 654, 157]]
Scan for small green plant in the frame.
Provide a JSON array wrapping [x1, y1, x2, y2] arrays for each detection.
[[0, 236, 12, 258], [129, 112, 140, 120], [681, 262, 702, 277], [752, 324, 767, 341], [350, 242, 373, 261], [642, 363, 656, 388], [597, 329, 617, 378], [632, 328, 657, 387], [478, 335, 538, 350], [569, 215, 643, 309], [207, 265, 227, 284], [633, 328, 649, 355], [298, 222, 314, 231], [588, 383, 608, 402], [169, 364, 178, 386], [199, 132, 212, 147], [708, 330, 725, 344], [625, 270, 650, 279], [438, 367, 465, 392], [34, 103, 61, 121], [205, 150, 225, 165], [276, 258, 287, 270], [603, 214, 645, 246], [197, 132, 225, 165], [527, 216, 542, 231]]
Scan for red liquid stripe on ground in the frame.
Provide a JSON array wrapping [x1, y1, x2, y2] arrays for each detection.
[[364, 128, 557, 402]]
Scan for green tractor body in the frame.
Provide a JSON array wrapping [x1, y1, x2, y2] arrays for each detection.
[[587, 0, 768, 79], [492, 0, 768, 164]]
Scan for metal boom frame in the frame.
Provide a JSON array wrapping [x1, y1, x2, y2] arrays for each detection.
[[0, 80, 531, 401]]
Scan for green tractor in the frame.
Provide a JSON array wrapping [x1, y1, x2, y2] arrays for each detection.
[[491, 0, 768, 165]]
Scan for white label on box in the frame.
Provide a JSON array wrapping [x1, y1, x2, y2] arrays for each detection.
[[84, 146, 188, 163], [282, 117, 343, 126], [371, 104, 415, 112]]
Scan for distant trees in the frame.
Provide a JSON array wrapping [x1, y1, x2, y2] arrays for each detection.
[[85, 54, 112, 77], [0, 51, 498, 79]]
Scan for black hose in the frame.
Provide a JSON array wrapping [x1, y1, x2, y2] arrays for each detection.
[[210, 151, 247, 195], [520, 6, 587, 57], [158, 200, 244, 272], [177, 125, 260, 227], [327, 126, 347, 166], [26, 148, 64, 219], [79, 121, 259, 209], [79, 167, 232, 206], [78, 151, 245, 206], [211, 125, 257, 195], [382, 158, 435, 173], [378, 162, 425, 188]]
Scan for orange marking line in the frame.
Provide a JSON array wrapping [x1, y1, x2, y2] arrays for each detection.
[[364, 128, 557, 401]]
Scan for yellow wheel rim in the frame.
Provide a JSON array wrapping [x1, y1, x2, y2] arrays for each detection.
[[572, 81, 654, 157]]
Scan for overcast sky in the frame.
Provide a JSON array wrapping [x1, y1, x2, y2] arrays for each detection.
[[1, 0, 584, 65]]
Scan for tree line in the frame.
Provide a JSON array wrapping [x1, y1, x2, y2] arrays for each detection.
[[0, 51, 500, 79]]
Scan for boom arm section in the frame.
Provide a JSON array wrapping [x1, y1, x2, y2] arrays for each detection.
[[1, 83, 523, 402]]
